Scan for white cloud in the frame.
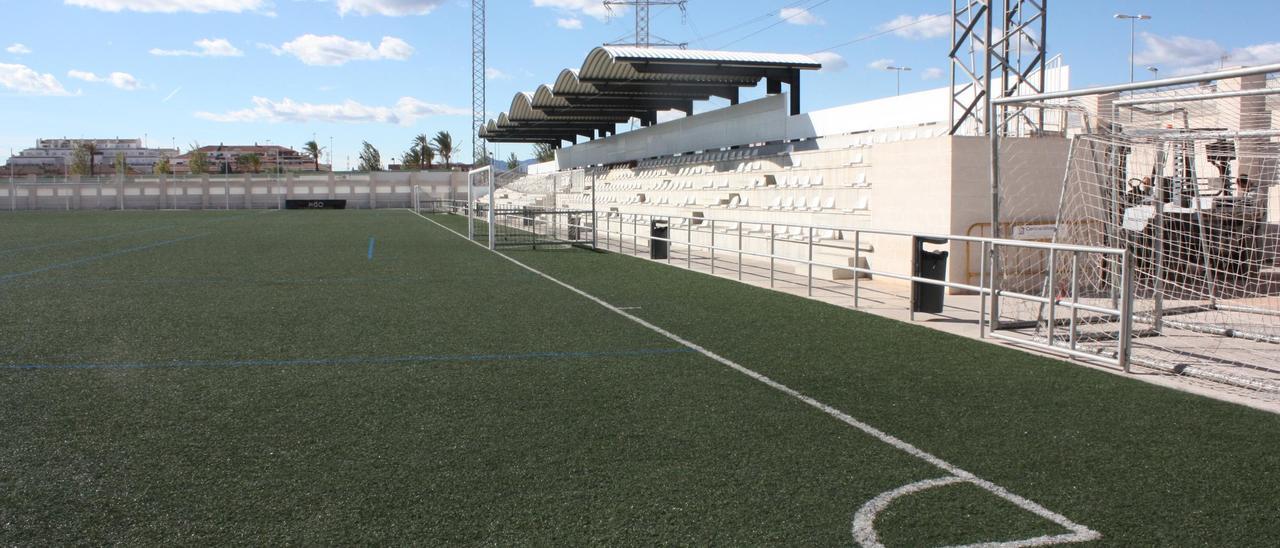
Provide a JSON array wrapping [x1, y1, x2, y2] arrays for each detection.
[[556, 17, 583, 30], [921, 67, 944, 80], [868, 58, 894, 70], [162, 87, 182, 102], [150, 38, 244, 57], [274, 34, 412, 66], [67, 69, 143, 90], [0, 63, 71, 96], [64, 0, 266, 13], [335, 0, 445, 16], [1136, 33, 1280, 75], [780, 7, 823, 26], [532, 0, 614, 21], [6, 43, 31, 55], [810, 51, 847, 73], [879, 13, 950, 40], [485, 67, 511, 80], [195, 96, 466, 125]]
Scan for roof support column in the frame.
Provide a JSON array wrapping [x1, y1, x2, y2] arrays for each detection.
[[766, 77, 782, 95], [789, 68, 801, 115], [728, 87, 740, 105]]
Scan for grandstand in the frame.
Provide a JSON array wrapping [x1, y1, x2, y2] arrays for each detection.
[[470, 45, 1279, 403]]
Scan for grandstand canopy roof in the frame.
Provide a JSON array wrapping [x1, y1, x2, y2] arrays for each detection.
[[481, 46, 821, 145]]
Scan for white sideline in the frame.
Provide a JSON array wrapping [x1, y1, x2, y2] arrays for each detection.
[[406, 210, 1101, 546]]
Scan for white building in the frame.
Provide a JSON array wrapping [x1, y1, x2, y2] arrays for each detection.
[[6, 138, 178, 175]]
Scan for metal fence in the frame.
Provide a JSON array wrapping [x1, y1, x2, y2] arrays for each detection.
[[523, 209, 1139, 373]]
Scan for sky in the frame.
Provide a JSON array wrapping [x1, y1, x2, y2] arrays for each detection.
[[2, 0, 1278, 170]]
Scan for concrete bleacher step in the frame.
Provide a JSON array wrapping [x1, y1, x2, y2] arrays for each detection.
[[787, 249, 870, 280]]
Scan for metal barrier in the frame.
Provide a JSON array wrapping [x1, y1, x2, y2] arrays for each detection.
[[550, 210, 1135, 372]]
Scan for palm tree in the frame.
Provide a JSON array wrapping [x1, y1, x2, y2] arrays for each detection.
[[402, 147, 422, 171], [419, 144, 435, 170], [302, 140, 325, 171], [533, 142, 556, 163], [506, 152, 520, 171], [413, 133, 432, 169], [430, 131, 457, 169], [237, 153, 262, 174]]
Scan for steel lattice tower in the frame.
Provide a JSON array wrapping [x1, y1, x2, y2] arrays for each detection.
[[948, 0, 1048, 136], [472, 0, 486, 165], [604, 0, 687, 48]]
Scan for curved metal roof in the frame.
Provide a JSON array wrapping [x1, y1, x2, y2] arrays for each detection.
[[483, 47, 820, 144]]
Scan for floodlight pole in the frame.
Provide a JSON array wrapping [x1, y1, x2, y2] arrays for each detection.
[[1114, 14, 1151, 83], [886, 66, 912, 96]]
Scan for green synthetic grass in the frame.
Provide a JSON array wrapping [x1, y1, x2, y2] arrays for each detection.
[[1, 210, 1278, 545]]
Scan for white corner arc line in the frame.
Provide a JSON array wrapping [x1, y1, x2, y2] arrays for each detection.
[[853, 476, 966, 548], [407, 210, 1102, 546]]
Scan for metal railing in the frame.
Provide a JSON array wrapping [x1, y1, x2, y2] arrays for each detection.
[[532, 209, 1135, 372]]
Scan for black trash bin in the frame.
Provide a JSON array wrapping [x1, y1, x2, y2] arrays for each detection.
[[650, 220, 670, 260], [912, 237, 949, 314]]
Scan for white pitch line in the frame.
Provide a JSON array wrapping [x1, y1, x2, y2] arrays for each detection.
[[406, 210, 1102, 546], [853, 476, 966, 547]]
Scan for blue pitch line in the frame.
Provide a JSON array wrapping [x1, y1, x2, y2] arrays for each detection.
[[0, 234, 207, 285], [1, 348, 698, 371], [0, 225, 172, 256], [368, 236, 376, 260]]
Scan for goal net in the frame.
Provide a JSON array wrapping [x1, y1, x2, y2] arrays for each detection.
[[1030, 71, 1279, 388]]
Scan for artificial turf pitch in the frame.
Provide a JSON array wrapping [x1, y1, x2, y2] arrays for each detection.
[[1, 209, 1278, 545]]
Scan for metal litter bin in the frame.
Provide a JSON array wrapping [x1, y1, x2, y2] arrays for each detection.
[[650, 220, 670, 259], [912, 237, 949, 314]]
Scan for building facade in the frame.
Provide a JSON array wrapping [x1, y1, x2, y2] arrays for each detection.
[[172, 144, 328, 174], [6, 138, 178, 175]]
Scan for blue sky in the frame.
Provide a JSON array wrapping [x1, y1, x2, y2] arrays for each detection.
[[2, 0, 1278, 169]]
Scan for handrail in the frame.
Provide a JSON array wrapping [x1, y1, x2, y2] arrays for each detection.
[[992, 62, 1280, 105]]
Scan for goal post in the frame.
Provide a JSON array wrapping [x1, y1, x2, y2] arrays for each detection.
[[989, 63, 1280, 386]]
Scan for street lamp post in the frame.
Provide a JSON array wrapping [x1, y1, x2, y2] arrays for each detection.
[[1114, 13, 1152, 83], [885, 66, 912, 96], [1146, 66, 1159, 80]]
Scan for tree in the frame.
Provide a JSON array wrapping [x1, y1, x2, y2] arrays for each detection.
[[506, 152, 520, 171], [153, 156, 172, 175], [402, 146, 422, 171], [419, 143, 435, 170], [358, 141, 382, 172], [187, 143, 209, 175], [114, 152, 127, 177], [303, 140, 324, 171], [430, 131, 457, 169], [69, 145, 91, 176], [237, 153, 262, 174], [413, 134, 433, 169], [83, 142, 99, 176], [474, 150, 492, 168], [533, 142, 556, 163]]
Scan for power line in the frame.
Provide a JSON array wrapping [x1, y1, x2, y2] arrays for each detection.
[[718, 0, 832, 50], [687, 0, 814, 46], [810, 11, 949, 54]]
